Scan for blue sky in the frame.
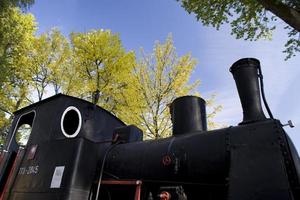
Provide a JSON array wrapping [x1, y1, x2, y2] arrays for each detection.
[[30, 0, 300, 151]]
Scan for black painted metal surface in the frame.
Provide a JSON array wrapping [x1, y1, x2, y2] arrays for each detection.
[[170, 96, 207, 135], [1, 94, 125, 200], [230, 58, 267, 124], [0, 58, 299, 200]]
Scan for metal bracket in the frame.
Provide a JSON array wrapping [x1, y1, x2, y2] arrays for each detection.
[[282, 120, 295, 128]]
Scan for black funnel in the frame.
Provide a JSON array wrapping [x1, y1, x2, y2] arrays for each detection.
[[230, 58, 266, 124], [170, 96, 207, 135]]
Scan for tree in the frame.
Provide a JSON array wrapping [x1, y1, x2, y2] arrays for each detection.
[[0, 7, 36, 108], [177, 0, 300, 59], [27, 34, 51, 101], [0, 0, 34, 11], [27, 29, 71, 100], [47, 29, 71, 95], [132, 35, 221, 139], [0, 7, 36, 84], [68, 29, 142, 122], [0, 7, 36, 144]]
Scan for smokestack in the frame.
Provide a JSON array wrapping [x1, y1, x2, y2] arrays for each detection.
[[230, 58, 266, 124], [170, 96, 207, 135]]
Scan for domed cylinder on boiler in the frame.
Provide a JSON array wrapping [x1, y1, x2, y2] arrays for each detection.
[[230, 58, 266, 124], [170, 96, 207, 135]]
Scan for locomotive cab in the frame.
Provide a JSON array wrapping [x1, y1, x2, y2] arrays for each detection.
[[0, 94, 132, 200]]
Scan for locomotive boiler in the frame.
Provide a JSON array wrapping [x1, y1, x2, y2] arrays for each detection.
[[0, 58, 299, 200]]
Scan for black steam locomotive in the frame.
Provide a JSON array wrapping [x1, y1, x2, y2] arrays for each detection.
[[0, 58, 299, 200]]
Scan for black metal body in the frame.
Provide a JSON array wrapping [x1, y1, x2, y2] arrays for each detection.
[[170, 96, 207, 135], [230, 58, 267, 124], [0, 58, 299, 200]]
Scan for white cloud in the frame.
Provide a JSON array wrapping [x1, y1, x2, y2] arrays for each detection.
[[203, 88, 242, 126]]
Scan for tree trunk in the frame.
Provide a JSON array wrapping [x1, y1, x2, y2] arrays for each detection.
[[258, 0, 300, 32]]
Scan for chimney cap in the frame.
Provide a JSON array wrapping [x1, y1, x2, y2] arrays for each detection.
[[230, 58, 260, 73]]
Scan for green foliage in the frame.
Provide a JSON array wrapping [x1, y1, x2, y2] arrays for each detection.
[[206, 94, 223, 129], [0, 26, 222, 144], [0, 7, 36, 145], [0, 7, 36, 84], [179, 0, 275, 39], [0, 0, 34, 11], [26, 29, 71, 100], [134, 35, 197, 139], [68, 30, 142, 123], [283, 27, 300, 60], [178, 0, 300, 59], [0, 112, 10, 145], [48, 29, 72, 94], [27, 34, 52, 100], [0, 10, 222, 144], [132, 35, 221, 139], [15, 124, 31, 146]]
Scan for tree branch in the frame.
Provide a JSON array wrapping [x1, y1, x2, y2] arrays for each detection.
[[258, 0, 300, 32], [0, 106, 12, 115]]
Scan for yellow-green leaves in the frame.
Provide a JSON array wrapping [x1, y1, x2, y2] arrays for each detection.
[[0, 7, 36, 137], [132, 35, 199, 139], [69, 30, 139, 121], [0, 23, 221, 143], [27, 29, 71, 100], [0, 7, 36, 84]]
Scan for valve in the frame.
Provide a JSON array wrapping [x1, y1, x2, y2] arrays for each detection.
[[159, 191, 171, 200]]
